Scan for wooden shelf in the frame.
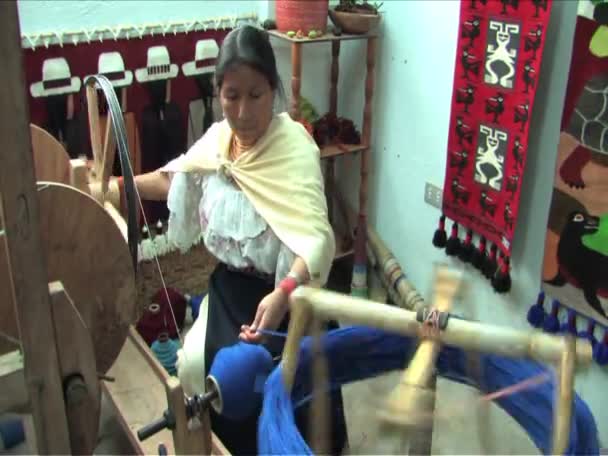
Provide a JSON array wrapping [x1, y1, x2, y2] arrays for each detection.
[[267, 29, 376, 44], [321, 143, 367, 159]]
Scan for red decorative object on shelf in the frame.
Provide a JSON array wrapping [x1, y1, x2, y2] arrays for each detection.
[[275, 0, 329, 34]]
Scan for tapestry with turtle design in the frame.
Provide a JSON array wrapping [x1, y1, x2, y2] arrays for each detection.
[[527, 3, 608, 365], [433, 0, 552, 293]]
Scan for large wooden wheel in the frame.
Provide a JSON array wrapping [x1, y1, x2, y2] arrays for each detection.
[[0, 183, 137, 374]]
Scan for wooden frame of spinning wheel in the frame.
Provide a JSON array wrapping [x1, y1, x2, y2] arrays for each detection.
[[280, 265, 592, 455], [0, 3, 228, 454]]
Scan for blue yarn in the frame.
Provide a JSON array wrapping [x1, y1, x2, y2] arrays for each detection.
[[209, 341, 274, 421], [543, 300, 561, 333], [0, 418, 25, 450], [560, 309, 578, 335], [151, 337, 180, 376], [189, 294, 205, 321], [258, 326, 599, 455], [527, 292, 546, 328], [592, 330, 608, 366]]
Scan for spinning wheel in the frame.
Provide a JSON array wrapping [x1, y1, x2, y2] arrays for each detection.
[[0, 183, 137, 374], [269, 264, 595, 455]]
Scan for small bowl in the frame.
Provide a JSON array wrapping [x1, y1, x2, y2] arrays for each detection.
[[328, 10, 380, 35]]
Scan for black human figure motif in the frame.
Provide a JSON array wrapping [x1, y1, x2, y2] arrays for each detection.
[[479, 191, 497, 216], [506, 174, 519, 194], [462, 16, 482, 46], [451, 178, 471, 204], [456, 116, 474, 145], [525, 26, 543, 60], [531, 0, 548, 18], [504, 202, 514, 230], [456, 84, 475, 113], [485, 93, 505, 123], [450, 150, 469, 175], [500, 0, 519, 15], [514, 103, 529, 132], [522, 59, 535, 94], [512, 137, 524, 167], [461, 47, 481, 80], [470, 0, 487, 10]]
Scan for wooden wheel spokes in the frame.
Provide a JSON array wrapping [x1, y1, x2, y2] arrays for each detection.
[[378, 265, 463, 432], [85, 82, 116, 198]]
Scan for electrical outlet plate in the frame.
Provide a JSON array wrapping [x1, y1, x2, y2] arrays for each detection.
[[424, 182, 443, 209]]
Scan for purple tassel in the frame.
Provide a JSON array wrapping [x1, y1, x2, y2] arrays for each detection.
[[593, 330, 608, 366], [560, 309, 577, 335], [578, 320, 598, 348], [542, 300, 561, 333], [527, 291, 546, 328]]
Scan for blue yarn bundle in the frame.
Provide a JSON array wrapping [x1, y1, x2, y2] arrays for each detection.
[[258, 326, 599, 456], [0, 419, 25, 450], [151, 336, 181, 376], [209, 341, 274, 421], [189, 293, 205, 321]]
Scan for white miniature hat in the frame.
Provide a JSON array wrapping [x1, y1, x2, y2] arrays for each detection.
[[30, 57, 81, 98], [135, 46, 178, 83], [182, 39, 220, 77], [86, 51, 133, 88]]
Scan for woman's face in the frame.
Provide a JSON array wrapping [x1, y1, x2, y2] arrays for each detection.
[[219, 63, 274, 147]]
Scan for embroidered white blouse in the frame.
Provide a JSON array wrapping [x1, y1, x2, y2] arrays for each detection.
[[166, 170, 296, 287]]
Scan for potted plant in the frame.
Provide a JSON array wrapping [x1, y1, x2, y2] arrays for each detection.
[[329, 0, 382, 35]]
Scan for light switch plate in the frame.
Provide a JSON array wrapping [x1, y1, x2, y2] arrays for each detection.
[[424, 182, 443, 209]]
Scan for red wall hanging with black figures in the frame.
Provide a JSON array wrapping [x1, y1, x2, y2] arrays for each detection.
[[433, 0, 552, 293]]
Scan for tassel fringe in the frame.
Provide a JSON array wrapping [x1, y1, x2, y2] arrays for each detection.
[[431, 217, 512, 292], [527, 292, 608, 367]]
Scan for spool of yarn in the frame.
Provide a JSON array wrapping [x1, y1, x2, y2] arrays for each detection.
[[136, 287, 187, 345], [151, 333, 181, 376], [140, 225, 154, 260], [154, 220, 168, 255], [206, 342, 274, 421]]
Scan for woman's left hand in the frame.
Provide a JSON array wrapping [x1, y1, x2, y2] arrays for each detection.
[[239, 288, 289, 343]]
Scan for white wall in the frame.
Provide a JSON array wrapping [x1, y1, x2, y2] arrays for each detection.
[[17, 0, 263, 36]]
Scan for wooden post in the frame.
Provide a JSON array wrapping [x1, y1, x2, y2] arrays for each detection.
[[290, 42, 302, 120], [552, 335, 576, 455], [165, 377, 211, 455], [359, 37, 376, 218], [329, 41, 340, 116], [0, 2, 71, 453]]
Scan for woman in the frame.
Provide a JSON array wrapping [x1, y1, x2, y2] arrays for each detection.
[[129, 25, 346, 455]]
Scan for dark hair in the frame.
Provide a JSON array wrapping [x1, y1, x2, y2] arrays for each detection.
[[215, 25, 285, 101]]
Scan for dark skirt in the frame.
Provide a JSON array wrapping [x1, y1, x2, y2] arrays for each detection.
[[204, 263, 348, 455]]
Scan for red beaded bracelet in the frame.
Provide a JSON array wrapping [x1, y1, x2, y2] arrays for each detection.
[[278, 276, 298, 296]]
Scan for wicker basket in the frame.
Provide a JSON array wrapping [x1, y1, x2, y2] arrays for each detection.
[[136, 243, 218, 320], [275, 0, 329, 34]]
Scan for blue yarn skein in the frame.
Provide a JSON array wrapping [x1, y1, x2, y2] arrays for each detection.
[[259, 325, 600, 456], [208, 341, 274, 421], [151, 335, 181, 376]]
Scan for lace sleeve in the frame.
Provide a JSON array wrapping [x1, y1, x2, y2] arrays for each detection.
[[167, 172, 204, 253], [275, 242, 297, 288]]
